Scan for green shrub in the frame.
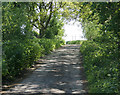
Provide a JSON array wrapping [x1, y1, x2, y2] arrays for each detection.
[[54, 38, 65, 49], [2, 38, 43, 79], [38, 38, 65, 54], [39, 39, 55, 54], [80, 41, 119, 93], [2, 37, 65, 80], [66, 40, 85, 45]]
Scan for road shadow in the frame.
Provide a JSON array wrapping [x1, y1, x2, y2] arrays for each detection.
[[2, 45, 88, 95]]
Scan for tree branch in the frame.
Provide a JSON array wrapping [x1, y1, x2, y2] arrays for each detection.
[[32, 23, 38, 29], [45, 2, 53, 29]]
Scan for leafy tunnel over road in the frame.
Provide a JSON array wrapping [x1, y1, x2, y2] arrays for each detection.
[[3, 45, 88, 94]]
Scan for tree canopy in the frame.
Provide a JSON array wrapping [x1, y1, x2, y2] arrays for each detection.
[[2, 1, 120, 93]]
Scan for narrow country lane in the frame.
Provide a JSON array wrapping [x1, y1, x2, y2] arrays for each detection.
[[3, 45, 88, 94]]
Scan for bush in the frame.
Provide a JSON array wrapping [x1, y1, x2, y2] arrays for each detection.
[[66, 40, 85, 45], [54, 38, 65, 49], [2, 37, 65, 81], [80, 41, 119, 93], [39, 39, 56, 54], [38, 38, 65, 54], [2, 38, 43, 79]]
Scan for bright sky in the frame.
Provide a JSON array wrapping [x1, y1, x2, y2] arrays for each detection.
[[63, 20, 86, 42]]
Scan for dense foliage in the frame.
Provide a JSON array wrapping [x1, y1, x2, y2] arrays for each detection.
[[2, 2, 65, 81], [66, 40, 84, 45], [79, 2, 120, 93], [2, 1, 120, 93], [80, 41, 119, 93]]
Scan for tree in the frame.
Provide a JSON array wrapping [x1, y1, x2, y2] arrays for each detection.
[[27, 2, 66, 38]]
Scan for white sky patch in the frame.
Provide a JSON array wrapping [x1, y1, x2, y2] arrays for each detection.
[[63, 20, 86, 41]]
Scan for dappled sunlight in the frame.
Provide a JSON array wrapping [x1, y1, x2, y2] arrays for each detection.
[[73, 66, 83, 69], [72, 90, 86, 94], [4, 45, 87, 94], [49, 88, 65, 93]]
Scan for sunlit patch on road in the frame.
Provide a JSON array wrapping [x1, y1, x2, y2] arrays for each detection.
[[3, 45, 87, 94]]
